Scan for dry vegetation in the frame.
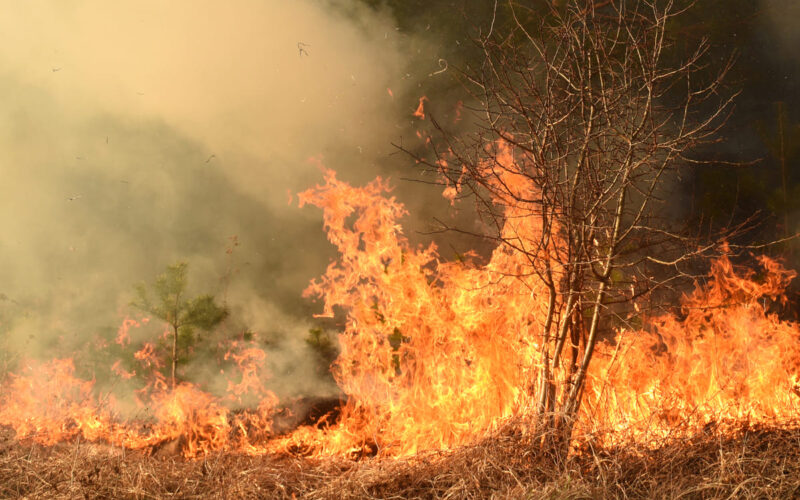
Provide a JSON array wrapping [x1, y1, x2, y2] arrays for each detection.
[[2, 421, 800, 499]]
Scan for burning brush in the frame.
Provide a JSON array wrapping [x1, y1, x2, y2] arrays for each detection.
[[1, 169, 799, 460]]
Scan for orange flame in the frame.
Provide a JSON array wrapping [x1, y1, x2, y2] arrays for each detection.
[[584, 253, 800, 445], [1, 158, 800, 459], [295, 167, 546, 456], [412, 96, 427, 120], [0, 324, 278, 457]]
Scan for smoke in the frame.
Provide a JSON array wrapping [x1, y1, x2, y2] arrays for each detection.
[[0, 0, 441, 397], [760, 0, 800, 65]]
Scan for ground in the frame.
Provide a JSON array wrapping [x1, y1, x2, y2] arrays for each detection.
[[1, 423, 799, 499]]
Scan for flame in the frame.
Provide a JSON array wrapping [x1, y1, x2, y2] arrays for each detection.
[[116, 315, 149, 348], [1, 157, 800, 459], [294, 166, 547, 456], [412, 96, 427, 120], [584, 253, 800, 444], [0, 323, 279, 458], [0, 359, 115, 446], [291, 162, 800, 455], [111, 359, 136, 380]]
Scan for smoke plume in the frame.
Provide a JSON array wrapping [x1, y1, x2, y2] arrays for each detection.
[[0, 0, 440, 397]]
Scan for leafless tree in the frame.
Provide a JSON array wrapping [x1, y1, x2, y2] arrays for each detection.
[[403, 0, 741, 445]]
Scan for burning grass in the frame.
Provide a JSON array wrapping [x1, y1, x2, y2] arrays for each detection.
[[2, 421, 800, 499], [3, 168, 800, 497]]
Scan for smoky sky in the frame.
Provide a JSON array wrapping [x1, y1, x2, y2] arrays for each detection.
[[0, 0, 453, 395]]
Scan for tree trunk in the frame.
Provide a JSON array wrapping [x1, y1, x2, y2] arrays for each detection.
[[171, 324, 178, 389]]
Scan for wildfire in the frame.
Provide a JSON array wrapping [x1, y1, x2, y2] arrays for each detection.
[[584, 253, 800, 445], [1, 164, 799, 459]]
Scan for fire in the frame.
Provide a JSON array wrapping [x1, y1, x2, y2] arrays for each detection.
[[412, 96, 427, 120], [116, 316, 149, 346], [0, 330, 280, 458], [295, 167, 545, 455], [1, 163, 799, 459], [0, 359, 115, 446], [584, 253, 800, 444]]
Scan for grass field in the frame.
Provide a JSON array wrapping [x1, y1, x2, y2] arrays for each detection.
[[2, 421, 799, 499]]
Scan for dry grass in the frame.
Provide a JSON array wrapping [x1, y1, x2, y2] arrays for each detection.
[[2, 422, 800, 499]]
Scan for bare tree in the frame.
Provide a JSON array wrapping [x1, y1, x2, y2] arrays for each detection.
[[403, 0, 740, 444]]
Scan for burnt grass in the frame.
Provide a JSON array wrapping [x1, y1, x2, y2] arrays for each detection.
[[1, 422, 800, 499]]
